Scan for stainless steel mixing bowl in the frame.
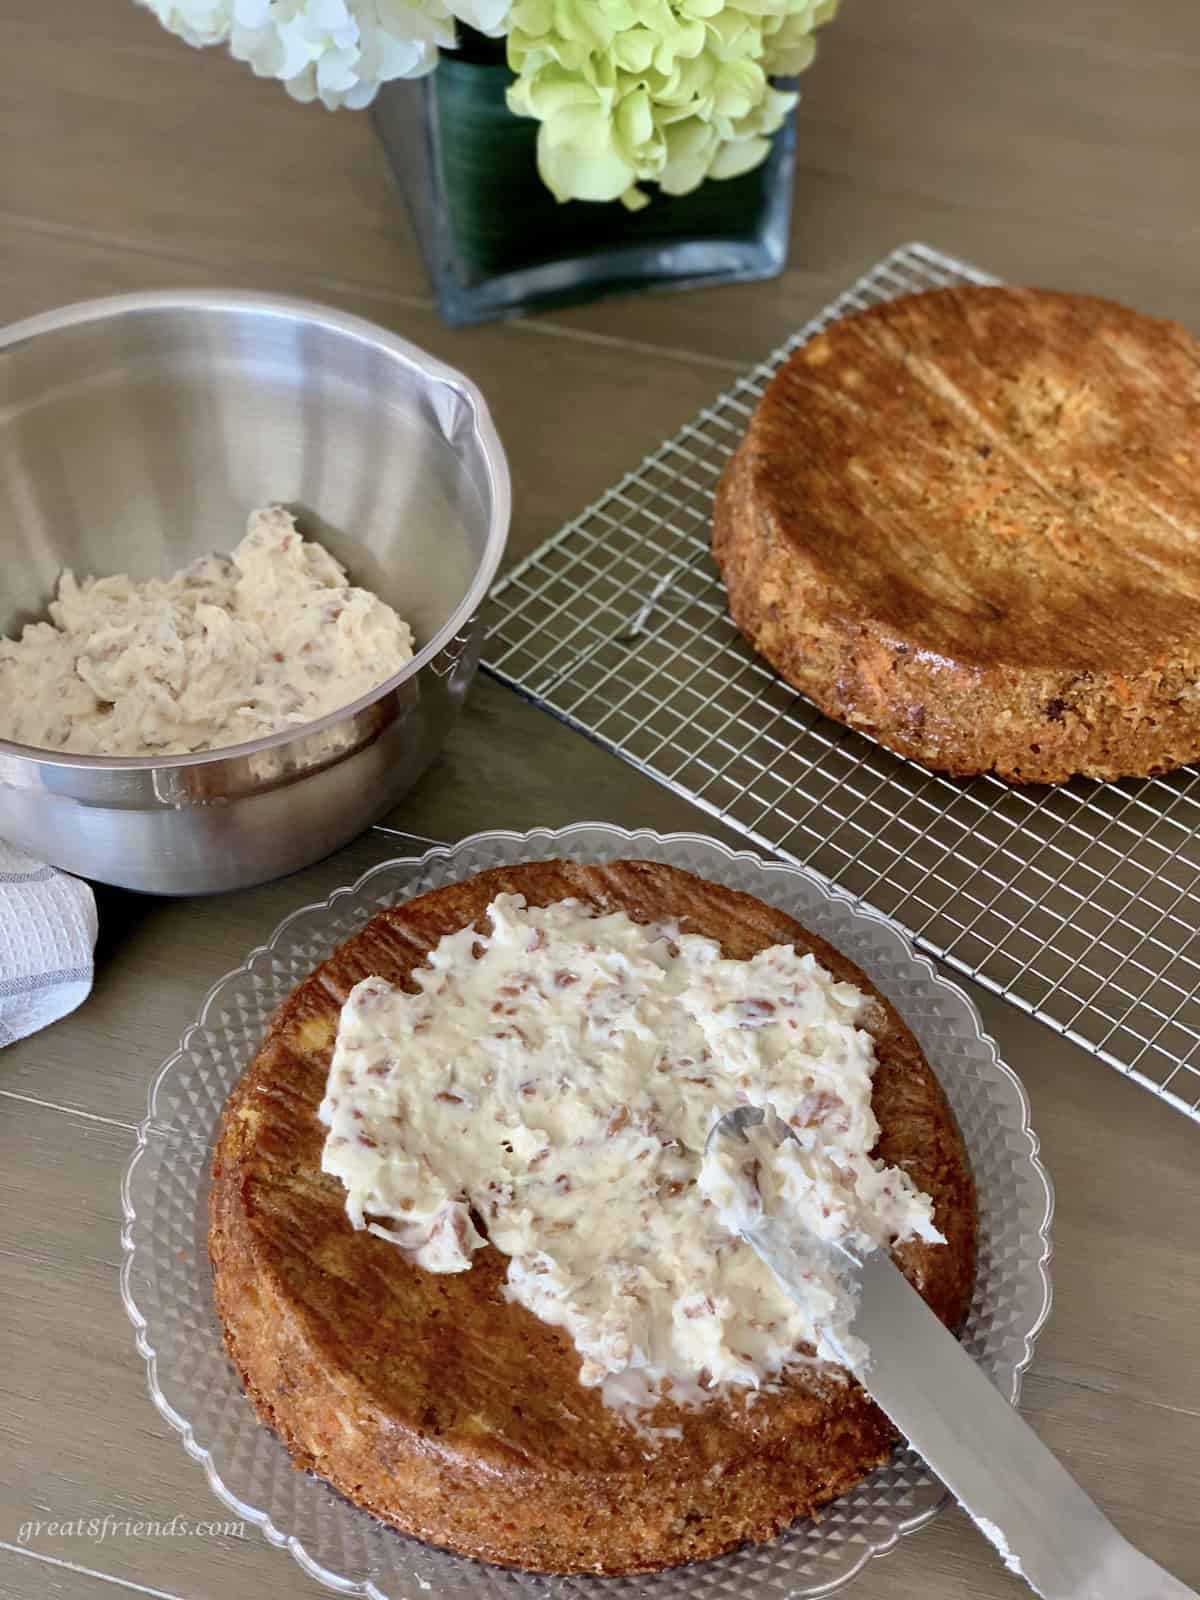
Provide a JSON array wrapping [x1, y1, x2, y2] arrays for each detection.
[[0, 291, 510, 895]]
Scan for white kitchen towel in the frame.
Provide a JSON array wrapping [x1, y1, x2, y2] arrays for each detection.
[[0, 840, 98, 1047]]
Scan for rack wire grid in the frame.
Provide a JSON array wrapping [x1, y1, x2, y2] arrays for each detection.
[[481, 242, 1200, 1123]]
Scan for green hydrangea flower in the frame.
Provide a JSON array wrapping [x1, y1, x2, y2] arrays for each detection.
[[507, 0, 837, 207]]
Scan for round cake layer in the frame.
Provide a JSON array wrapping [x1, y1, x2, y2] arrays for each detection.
[[209, 860, 977, 1574], [713, 286, 1200, 783]]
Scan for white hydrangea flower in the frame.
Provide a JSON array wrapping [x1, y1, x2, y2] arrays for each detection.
[[138, 0, 233, 46], [137, 0, 509, 107]]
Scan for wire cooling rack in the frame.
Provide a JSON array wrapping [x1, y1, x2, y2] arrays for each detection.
[[481, 242, 1200, 1123]]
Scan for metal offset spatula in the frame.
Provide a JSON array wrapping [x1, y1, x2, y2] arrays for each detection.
[[706, 1106, 1197, 1600]]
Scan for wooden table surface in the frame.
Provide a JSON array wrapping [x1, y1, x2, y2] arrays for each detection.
[[3, 2, 1199, 1597]]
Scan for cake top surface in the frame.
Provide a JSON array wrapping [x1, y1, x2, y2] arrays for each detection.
[[744, 286, 1200, 675]]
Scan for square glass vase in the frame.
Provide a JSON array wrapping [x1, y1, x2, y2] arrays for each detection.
[[372, 49, 796, 326]]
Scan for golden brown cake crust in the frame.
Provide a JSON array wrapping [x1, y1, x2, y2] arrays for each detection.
[[209, 860, 977, 1574], [713, 285, 1200, 783]]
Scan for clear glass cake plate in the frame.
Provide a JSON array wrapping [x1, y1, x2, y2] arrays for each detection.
[[120, 823, 1054, 1600]]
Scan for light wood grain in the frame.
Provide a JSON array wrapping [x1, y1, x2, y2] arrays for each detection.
[[3, 0, 1200, 1596]]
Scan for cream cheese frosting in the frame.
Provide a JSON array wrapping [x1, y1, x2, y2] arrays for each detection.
[[0, 506, 414, 756], [319, 892, 943, 1407]]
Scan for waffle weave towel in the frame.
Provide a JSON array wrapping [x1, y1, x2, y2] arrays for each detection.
[[0, 840, 98, 1047]]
